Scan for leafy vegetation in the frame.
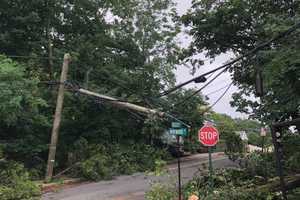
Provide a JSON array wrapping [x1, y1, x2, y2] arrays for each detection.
[[147, 150, 298, 200], [145, 182, 176, 200], [182, 149, 300, 200], [182, 0, 300, 124], [0, 0, 299, 199], [0, 161, 41, 200], [0, 0, 190, 181], [68, 138, 170, 181]]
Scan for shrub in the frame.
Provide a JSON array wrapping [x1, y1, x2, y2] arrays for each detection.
[[183, 168, 282, 200], [79, 153, 113, 181], [203, 186, 278, 200], [242, 152, 276, 179], [0, 161, 41, 200], [70, 138, 170, 181], [145, 183, 176, 200]]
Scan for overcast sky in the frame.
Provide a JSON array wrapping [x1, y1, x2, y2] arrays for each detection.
[[174, 0, 247, 119]]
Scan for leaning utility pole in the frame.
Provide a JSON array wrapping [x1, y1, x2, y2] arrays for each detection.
[[76, 88, 165, 117], [45, 53, 71, 182]]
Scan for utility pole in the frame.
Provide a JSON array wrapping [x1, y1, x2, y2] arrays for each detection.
[[45, 53, 71, 182], [76, 88, 165, 117]]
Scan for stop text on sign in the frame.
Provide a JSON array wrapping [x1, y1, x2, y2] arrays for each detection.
[[200, 131, 218, 140], [198, 125, 219, 146]]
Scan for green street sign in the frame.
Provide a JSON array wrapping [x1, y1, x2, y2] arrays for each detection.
[[172, 122, 182, 128], [169, 128, 188, 136]]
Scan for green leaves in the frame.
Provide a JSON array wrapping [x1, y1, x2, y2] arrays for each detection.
[[184, 0, 300, 122], [0, 56, 47, 125], [0, 161, 41, 200]]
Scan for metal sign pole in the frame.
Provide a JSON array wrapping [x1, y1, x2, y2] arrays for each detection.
[[176, 135, 182, 200], [208, 146, 213, 192]]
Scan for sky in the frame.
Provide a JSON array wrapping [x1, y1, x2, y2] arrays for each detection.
[[174, 0, 247, 119]]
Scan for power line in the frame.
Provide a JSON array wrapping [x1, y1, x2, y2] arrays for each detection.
[[159, 21, 300, 97], [205, 83, 233, 96], [205, 83, 233, 112], [204, 78, 231, 90], [40, 80, 192, 127], [171, 68, 227, 108]]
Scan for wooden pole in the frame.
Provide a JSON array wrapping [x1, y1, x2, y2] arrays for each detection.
[[77, 88, 165, 117], [45, 53, 71, 182]]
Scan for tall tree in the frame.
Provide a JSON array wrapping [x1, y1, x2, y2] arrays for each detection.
[[182, 0, 300, 124], [0, 0, 188, 171], [0, 55, 48, 162]]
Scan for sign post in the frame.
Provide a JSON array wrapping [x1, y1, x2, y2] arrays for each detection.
[[198, 123, 219, 192], [169, 122, 189, 200], [176, 135, 182, 200]]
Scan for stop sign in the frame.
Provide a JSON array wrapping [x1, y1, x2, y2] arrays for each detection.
[[198, 124, 219, 146]]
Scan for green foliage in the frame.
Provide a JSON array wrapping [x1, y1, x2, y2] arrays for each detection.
[[202, 186, 277, 200], [79, 153, 113, 181], [0, 0, 186, 180], [183, 167, 280, 200], [0, 55, 47, 125], [0, 161, 41, 200], [152, 159, 168, 176], [145, 183, 176, 200], [242, 153, 276, 179], [183, 0, 300, 122], [224, 132, 244, 155], [209, 112, 245, 154], [184, 139, 202, 154], [181, 150, 300, 200], [0, 145, 3, 159], [70, 138, 170, 181], [282, 133, 300, 174], [0, 55, 49, 167]]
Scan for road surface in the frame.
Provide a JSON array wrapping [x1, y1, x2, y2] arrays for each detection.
[[43, 153, 237, 200]]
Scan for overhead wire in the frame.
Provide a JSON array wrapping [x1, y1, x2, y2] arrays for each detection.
[[37, 21, 300, 127], [203, 78, 231, 90], [203, 83, 233, 114], [170, 68, 227, 108], [40, 80, 191, 127], [205, 82, 233, 96], [158, 21, 300, 97]]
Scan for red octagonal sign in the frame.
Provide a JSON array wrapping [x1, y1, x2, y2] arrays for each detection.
[[198, 124, 219, 146]]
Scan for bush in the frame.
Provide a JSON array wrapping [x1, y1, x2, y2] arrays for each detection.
[[183, 168, 281, 200], [203, 186, 278, 200], [283, 133, 300, 174], [224, 132, 245, 155], [79, 153, 113, 181], [184, 139, 202, 154], [145, 183, 176, 200], [70, 138, 170, 181], [0, 161, 41, 200], [242, 152, 276, 178]]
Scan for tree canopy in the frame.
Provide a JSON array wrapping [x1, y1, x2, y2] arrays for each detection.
[[182, 0, 300, 124], [0, 0, 208, 178]]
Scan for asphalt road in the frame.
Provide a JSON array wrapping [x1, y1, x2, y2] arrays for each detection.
[[43, 153, 237, 200]]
